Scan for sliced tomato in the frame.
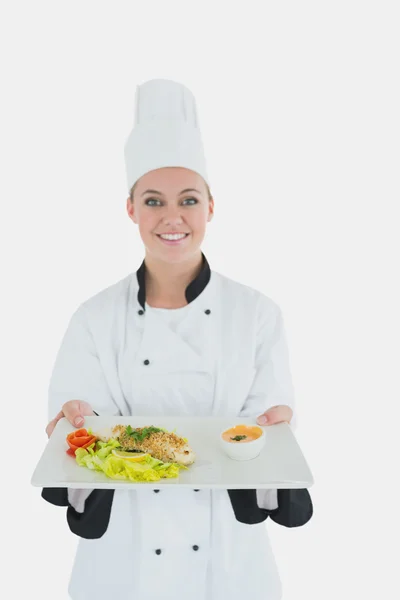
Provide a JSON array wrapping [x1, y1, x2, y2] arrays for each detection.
[[66, 438, 96, 455], [67, 428, 88, 440], [75, 429, 90, 438], [70, 435, 93, 447], [67, 437, 94, 451], [66, 428, 97, 456]]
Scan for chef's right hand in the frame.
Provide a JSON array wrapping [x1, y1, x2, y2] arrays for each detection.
[[45, 400, 96, 438]]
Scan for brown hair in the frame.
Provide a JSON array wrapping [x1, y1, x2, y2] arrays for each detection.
[[129, 178, 213, 203]]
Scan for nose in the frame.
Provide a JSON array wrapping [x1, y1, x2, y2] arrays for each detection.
[[161, 205, 184, 226]]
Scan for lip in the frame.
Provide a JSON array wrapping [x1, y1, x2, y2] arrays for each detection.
[[156, 233, 190, 246]]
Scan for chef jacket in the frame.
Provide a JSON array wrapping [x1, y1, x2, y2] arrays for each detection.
[[42, 253, 312, 600]]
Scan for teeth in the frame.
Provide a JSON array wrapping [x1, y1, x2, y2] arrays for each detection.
[[159, 233, 187, 240]]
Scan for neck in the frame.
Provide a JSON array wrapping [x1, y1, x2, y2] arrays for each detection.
[[144, 251, 203, 307]]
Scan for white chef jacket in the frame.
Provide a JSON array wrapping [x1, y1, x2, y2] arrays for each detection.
[[45, 254, 296, 600]]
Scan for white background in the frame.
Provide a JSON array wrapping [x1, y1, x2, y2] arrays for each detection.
[[1, 1, 399, 598]]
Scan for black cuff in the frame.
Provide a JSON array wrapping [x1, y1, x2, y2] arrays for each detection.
[[41, 487, 69, 506], [227, 488, 313, 527], [67, 489, 115, 539], [41, 487, 115, 539], [269, 488, 313, 528], [227, 489, 272, 524]]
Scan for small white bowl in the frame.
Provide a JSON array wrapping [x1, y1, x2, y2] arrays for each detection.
[[219, 423, 266, 461]]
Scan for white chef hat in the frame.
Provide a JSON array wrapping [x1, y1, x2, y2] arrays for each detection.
[[124, 78, 210, 194]]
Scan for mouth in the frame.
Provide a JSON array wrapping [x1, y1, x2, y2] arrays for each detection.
[[156, 233, 190, 245]]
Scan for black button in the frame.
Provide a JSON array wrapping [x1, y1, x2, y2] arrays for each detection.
[[154, 489, 160, 493], [194, 489, 200, 492], [138, 309, 144, 315], [155, 549, 162, 555], [192, 545, 199, 551], [205, 309, 211, 315], [143, 359, 150, 365]]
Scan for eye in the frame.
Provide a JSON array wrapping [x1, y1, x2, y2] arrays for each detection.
[[144, 197, 198, 206]]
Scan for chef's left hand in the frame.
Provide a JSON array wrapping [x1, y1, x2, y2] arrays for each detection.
[[256, 405, 293, 426]]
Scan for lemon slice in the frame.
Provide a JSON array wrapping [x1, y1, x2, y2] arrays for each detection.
[[112, 449, 150, 462]]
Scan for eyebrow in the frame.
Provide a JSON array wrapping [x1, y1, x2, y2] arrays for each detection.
[[140, 188, 202, 197]]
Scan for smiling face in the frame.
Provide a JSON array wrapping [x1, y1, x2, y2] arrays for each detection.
[[127, 167, 214, 264]]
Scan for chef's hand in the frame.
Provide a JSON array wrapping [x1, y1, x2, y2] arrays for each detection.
[[45, 400, 96, 438], [256, 405, 293, 426]]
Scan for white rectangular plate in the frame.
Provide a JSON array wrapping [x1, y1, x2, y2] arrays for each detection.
[[31, 416, 314, 489]]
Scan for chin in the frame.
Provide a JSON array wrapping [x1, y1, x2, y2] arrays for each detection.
[[145, 241, 202, 264]]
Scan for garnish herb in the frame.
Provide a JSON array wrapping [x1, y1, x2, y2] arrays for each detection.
[[126, 425, 163, 442], [230, 435, 247, 441]]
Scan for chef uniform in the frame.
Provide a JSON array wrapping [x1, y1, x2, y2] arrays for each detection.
[[42, 79, 312, 600]]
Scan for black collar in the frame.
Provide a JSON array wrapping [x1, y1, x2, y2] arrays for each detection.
[[136, 252, 211, 310]]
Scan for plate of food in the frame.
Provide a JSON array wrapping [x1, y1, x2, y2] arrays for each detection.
[[31, 415, 314, 489]]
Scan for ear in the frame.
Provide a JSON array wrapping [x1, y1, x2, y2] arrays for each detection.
[[126, 197, 137, 223], [208, 197, 215, 221]]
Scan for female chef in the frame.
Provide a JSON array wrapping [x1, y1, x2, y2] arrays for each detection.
[[42, 78, 312, 600]]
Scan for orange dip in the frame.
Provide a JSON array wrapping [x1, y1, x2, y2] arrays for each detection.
[[222, 424, 263, 443]]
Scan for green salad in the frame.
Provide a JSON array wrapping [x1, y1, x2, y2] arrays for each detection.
[[74, 436, 187, 482]]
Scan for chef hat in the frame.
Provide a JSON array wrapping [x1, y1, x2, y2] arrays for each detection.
[[124, 78, 210, 193]]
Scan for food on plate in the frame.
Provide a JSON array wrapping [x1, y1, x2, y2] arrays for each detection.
[[219, 423, 266, 461], [221, 424, 263, 443], [65, 428, 98, 456], [111, 449, 150, 462], [64, 424, 194, 482], [112, 424, 196, 466]]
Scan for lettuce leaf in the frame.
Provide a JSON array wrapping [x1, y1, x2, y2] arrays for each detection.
[[74, 437, 187, 482]]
